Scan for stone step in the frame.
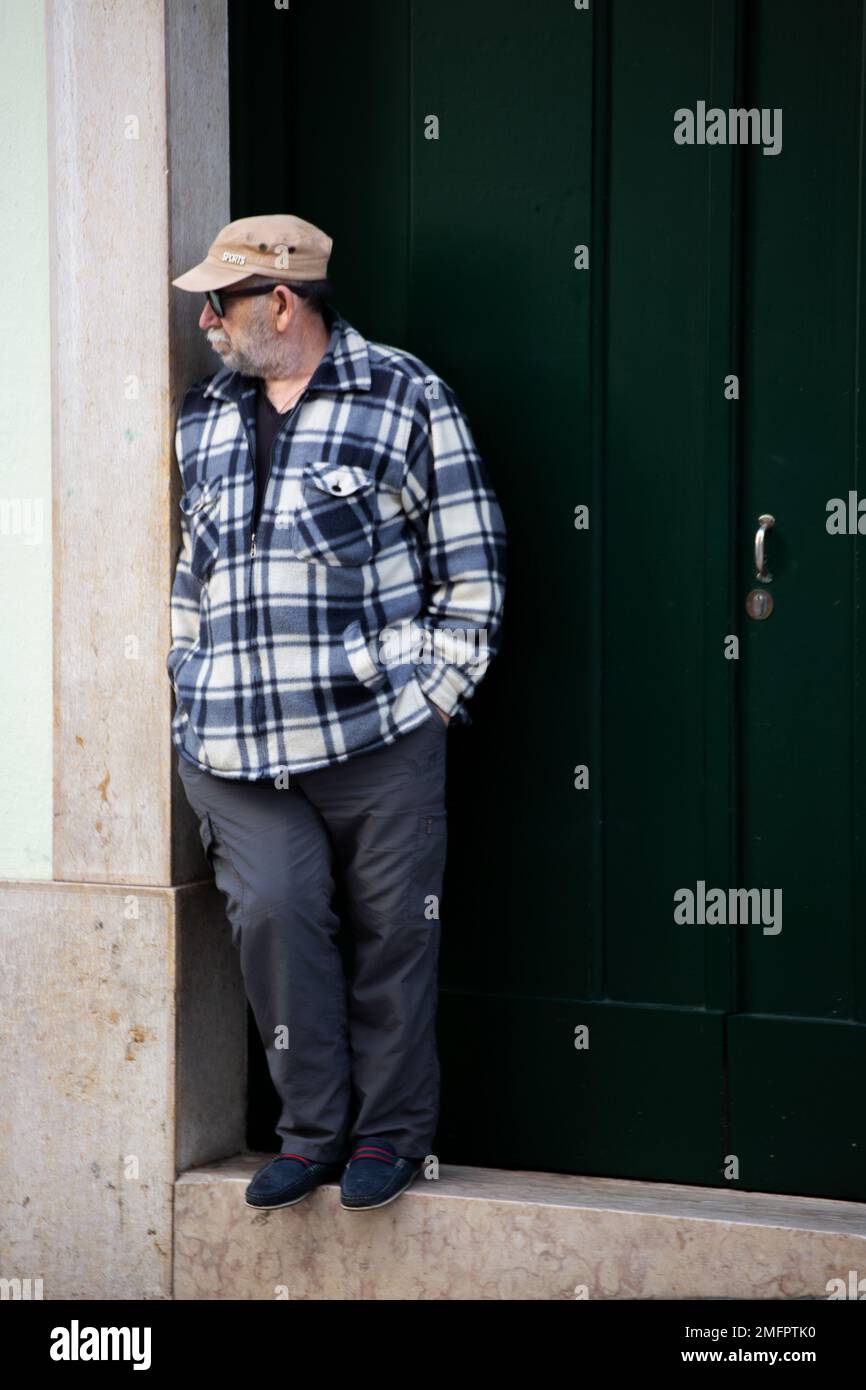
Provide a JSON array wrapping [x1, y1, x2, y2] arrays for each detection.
[[174, 1153, 866, 1300]]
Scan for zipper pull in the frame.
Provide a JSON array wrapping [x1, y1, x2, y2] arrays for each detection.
[[426, 816, 433, 834], [250, 531, 257, 558]]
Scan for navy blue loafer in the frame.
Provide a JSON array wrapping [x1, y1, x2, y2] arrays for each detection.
[[245, 1152, 343, 1209], [340, 1138, 423, 1210]]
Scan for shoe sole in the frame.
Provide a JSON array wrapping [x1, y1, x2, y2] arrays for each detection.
[[245, 1177, 341, 1210], [340, 1171, 420, 1211], [245, 1193, 315, 1210]]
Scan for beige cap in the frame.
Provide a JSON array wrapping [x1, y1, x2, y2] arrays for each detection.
[[172, 213, 332, 292]]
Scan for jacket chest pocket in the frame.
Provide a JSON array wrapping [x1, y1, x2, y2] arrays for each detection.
[[289, 460, 376, 566], [180, 475, 223, 582]]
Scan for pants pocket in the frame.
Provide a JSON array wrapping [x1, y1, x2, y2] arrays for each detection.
[[191, 807, 248, 947], [198, 810, 216, 867], [412, 810, 448, 921]]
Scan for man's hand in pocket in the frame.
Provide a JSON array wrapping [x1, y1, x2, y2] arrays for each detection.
[[425, 696, 451, 727]]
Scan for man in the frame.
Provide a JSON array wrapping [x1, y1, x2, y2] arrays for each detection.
[[168, 214, 506, 1211]]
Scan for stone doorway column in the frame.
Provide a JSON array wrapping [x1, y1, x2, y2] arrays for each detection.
[[0, 0, 245, 1300]]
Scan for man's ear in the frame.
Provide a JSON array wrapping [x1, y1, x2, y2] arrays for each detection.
[[272, 285, 295, 325]]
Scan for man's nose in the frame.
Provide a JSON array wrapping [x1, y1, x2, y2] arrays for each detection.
[[199, 300, 221, 329]]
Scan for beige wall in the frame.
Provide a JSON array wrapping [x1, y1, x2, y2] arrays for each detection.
[[0, 1, 52, 879]]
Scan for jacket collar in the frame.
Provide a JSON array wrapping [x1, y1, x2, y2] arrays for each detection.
[[201, 304, 373, 404]]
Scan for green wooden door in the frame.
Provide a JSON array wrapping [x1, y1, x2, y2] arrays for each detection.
[[230, 0, 866, 1201]]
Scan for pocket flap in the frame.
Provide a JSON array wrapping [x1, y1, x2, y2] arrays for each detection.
[[180, 475, 222, 514], [307, 461, 373, 497], [198, 811, 215, 865]]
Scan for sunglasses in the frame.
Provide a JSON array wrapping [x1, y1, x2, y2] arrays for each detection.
[[205, 282, 285, 318]]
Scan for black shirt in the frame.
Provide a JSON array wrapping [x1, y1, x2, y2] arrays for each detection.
[[253, 383, 297, 529], [252, 306, 338, 528]]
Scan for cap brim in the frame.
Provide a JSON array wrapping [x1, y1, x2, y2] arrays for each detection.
[[171, 259, 256, 292]]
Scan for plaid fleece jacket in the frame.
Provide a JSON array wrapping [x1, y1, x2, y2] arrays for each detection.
[[166, 306, 507, 779]]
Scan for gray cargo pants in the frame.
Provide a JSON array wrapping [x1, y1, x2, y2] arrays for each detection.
[[176, 710, 448, 1162]]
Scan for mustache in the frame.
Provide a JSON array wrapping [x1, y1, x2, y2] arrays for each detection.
[[207, 328, 230, 346]]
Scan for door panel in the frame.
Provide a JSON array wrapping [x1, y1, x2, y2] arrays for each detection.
[[410, 0, 594, 1003], [742, 0, 863, 1019], [441, 997, 724, 1184], [729, 1017, 866, 1200], [603, 0, 737, 1011]]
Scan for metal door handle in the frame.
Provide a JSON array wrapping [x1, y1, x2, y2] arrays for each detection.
[[755, 513, 775, 583]]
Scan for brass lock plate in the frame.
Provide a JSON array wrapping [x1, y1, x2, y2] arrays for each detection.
[[745, 589, 774, 620]]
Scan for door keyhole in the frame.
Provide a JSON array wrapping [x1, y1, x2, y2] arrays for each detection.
[[745, 589, 774, 620]]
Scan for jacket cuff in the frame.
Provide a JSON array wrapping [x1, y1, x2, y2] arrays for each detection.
[[416, 662, 466, 717], [342, 621, 388, 689]]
